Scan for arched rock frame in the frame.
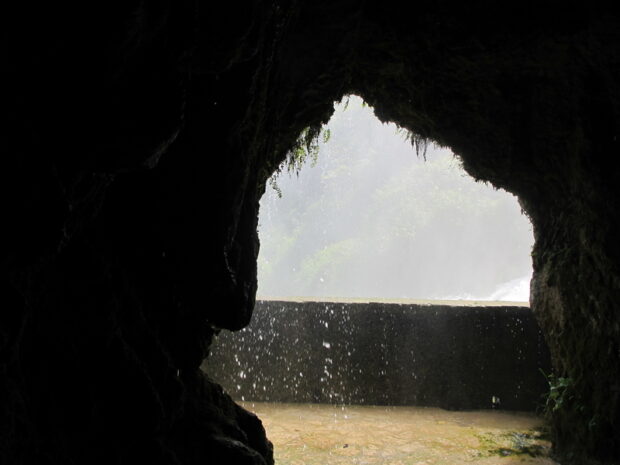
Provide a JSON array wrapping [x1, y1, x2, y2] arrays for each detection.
[[4, 2, 619, 465]]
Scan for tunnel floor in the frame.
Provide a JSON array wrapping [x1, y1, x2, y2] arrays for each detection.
[[242, 402, 557, 465]]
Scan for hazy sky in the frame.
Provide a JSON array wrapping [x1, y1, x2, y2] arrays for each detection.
[[257, 96, 534, 302]]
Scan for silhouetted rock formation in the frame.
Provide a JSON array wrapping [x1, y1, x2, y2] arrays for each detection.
[[4, 2, 619, 464]]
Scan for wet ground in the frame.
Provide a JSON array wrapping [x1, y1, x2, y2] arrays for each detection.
[[242, 402, 558, 465]]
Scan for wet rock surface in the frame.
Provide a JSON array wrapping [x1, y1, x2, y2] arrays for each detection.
[[206, 300, 550, 410], [4, 1, 620, 464]]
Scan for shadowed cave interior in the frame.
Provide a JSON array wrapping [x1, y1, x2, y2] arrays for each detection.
[[4, 2, 620, 465]]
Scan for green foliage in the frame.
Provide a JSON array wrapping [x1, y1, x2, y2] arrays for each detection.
[[322, 128, 331, 144], [298, 238, 360, 285], [395, 127, 432, 159], [475, 431, 549, 458], [540, 369, 574, 414], [268, 177, 283, 198], [287, 126, 321, 173], [270, 125, 329, 197]]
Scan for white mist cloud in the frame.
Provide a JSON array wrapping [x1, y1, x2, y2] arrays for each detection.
[[257, 96, 533, 302]]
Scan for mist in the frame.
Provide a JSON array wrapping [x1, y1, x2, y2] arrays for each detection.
[[257, 96, 534, 302]]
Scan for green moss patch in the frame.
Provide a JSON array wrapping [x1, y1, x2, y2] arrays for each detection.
[[475, 430, 551, 459]]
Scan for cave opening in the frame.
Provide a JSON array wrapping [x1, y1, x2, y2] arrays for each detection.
[[205, 96, 552, 463], [257, 95, 534, 302], [5, 3, 619, 465]]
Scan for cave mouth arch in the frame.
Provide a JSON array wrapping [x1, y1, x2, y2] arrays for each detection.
[[204, 96, 550, 462], [257, 95, 534, 303], [242, 10, 620, 457], [6, 3, 619, 465]]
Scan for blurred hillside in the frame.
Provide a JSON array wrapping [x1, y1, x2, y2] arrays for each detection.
[[257, 96, 533, 301]]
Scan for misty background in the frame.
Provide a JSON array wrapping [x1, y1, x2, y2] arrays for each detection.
[[257, 96, 533, 301]]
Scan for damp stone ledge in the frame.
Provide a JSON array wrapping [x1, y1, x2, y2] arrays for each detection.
[[204, 299, 550, 411]]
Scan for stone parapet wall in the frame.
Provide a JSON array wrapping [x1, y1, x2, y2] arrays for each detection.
[[204, 299, 550, 411]]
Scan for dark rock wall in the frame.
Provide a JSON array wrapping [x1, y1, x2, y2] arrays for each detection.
[[344, 7, 620, 464], [4, 1, 620, 464], [4, 2, 279, 464], [205, 300, 551, 411]]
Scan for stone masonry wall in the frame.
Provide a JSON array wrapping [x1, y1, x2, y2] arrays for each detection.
[[205, 300, 550, 411]]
